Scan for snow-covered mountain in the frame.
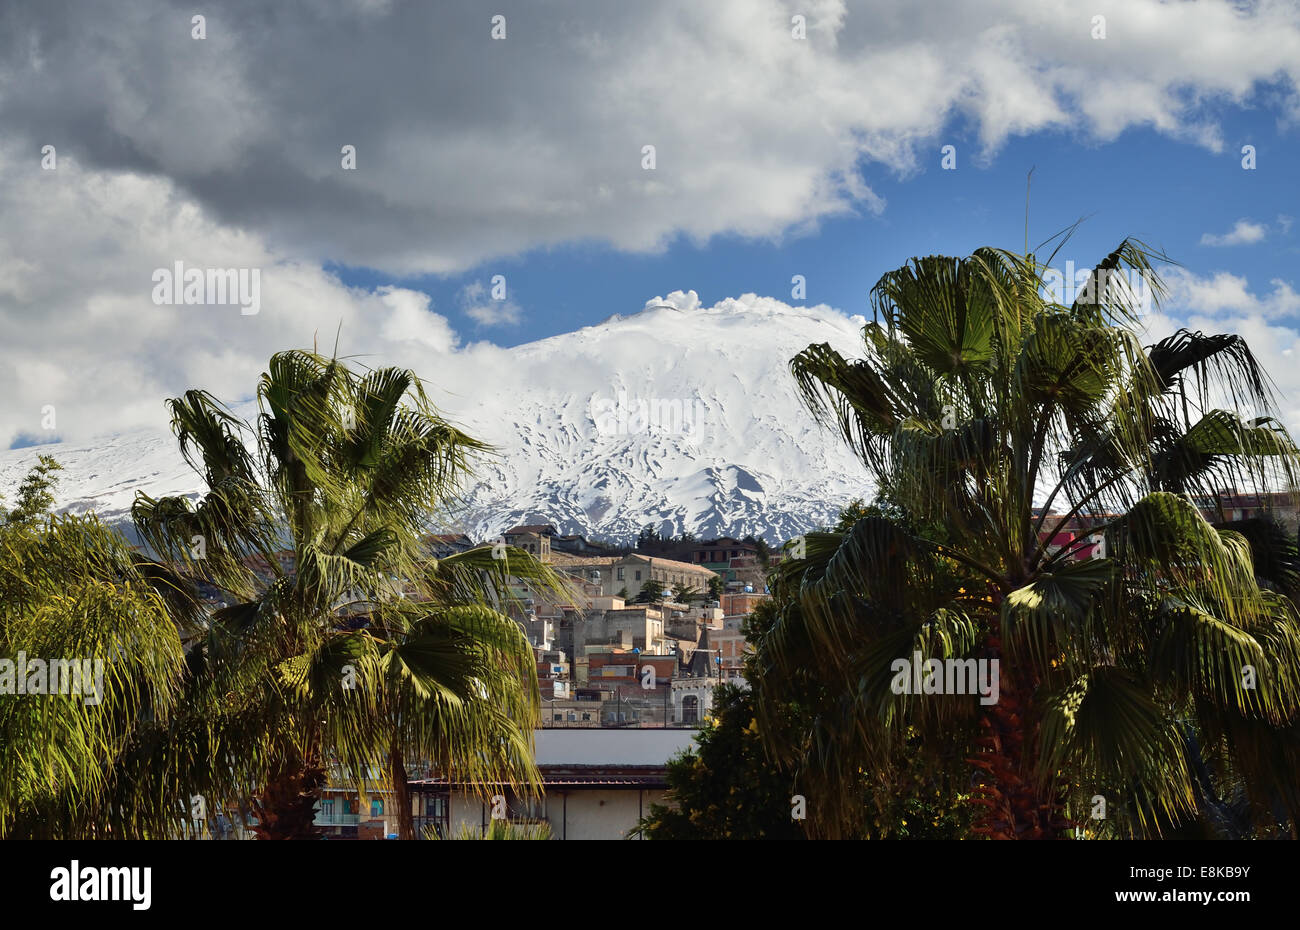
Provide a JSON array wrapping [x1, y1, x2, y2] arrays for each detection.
[[0, 292, 872, 543]]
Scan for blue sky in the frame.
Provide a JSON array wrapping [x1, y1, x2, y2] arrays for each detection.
[[338, 108, 1296, 347]]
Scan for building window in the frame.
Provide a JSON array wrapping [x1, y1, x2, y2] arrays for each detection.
[[371, 799, 384, 817], [617, 567, 624, 580], [553, 713, 562, 721], [321, 799, 335, 819], [635, 570, 642, 581], [418, 794, 449, 840], [682, 695, 700, 724], [582, 713, 591, 721]]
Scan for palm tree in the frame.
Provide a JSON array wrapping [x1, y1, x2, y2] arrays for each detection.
[[307, 546, 570, 840], [758, 240, 1300, 839], [133, 349, 569, 839], [0, 497, 197, 837]]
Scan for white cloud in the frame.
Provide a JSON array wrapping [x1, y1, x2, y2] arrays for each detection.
[[1166, 268, 1300, 320], [465, 301, 523, 327], [2, 1, 1299, 274], [0, 144, 488, 446], [1200, 219, 1268, 247], [5, 0, 1300, 449], [1146, 270, 1300, 431], [0, 140, 877, 450], [645, 291, 703, 313], [459, 281, 523, 328]]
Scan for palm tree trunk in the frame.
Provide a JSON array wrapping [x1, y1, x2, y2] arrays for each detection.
[[967, 624, 1073, 839], [251, 747, 327, 840], [389, 743, 415, 840]]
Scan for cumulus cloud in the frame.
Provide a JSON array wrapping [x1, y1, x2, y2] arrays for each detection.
[[645, 291, 703, 313], [1200, 219, 1268, 247], [1165, 268, 1300, 320], [0, 143, 486, 446], [1142, 306, 1300, 433], [1145, 271, 1300, 432], [2, 0, 1300, 275], [460, 281, 523, 328], [0, 138, 875, 450]]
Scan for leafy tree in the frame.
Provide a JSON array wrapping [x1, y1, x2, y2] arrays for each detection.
[[616, 586, 630, 600], [634, 579, 664, 604], [672, 583, 700, 604], [741, 534, 771, 565], [635, 684, 805, 840], [764, 240, 1300, 839], [4, 455, 63, 526], [706, 574, 723, 602], [637, 674, 971, 841], [827, 498, 869, 532]]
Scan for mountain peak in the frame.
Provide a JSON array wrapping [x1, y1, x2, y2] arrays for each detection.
[[0, 293, 871, 543]]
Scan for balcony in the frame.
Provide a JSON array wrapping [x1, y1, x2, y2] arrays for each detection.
[[314, 812, 361, 827]]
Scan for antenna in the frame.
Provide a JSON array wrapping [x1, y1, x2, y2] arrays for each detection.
[[1024, 167, 1035, 257]]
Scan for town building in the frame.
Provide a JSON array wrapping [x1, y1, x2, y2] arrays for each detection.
[[1193, 489, 1300, 531], [424, 533, 476, 557], [502, 523, 556, 560], [714, 614, 750, 676], [407, 729, 696, 840], [691, 537, 759, 566], [606, 552, 720, 599]]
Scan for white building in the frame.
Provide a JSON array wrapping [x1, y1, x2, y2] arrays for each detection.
[[408, 729, 696, 840]]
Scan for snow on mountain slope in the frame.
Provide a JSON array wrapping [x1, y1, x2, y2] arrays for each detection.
[[0, 292, 872, 543]]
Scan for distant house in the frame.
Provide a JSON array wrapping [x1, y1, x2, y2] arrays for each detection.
[[1031, 509, 1122, 562], [424, 533, 475, 558], [503, 523, 558, 560], [1193, 490, 1300, 532], [721, 591, 767, 618], [690, 537, 758, 566], [552, 533, 596, 554], [689, 538, 766, 590], [408, 729, 696, 840], [714, 615, 750, 677], [609, 553, 719, 600], [503, 523, 558, 539]]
